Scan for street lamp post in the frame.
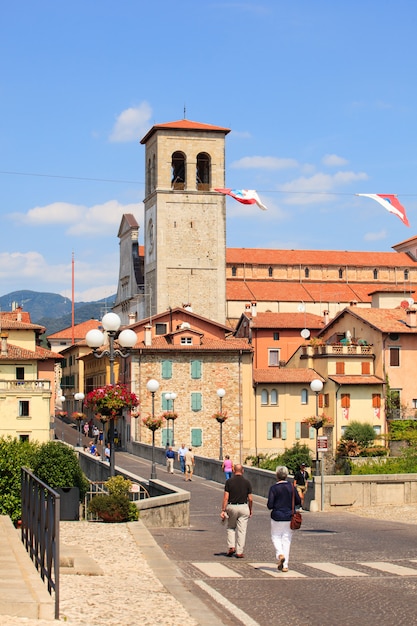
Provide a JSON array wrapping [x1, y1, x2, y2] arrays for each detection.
[[59, 395, 66, 442], [164, 392, 177, 446], [86, 312, 137, 476], [74, 392, 85, 447], [147, 379, 160, 479], [310, 379, 324, 477], [216, 388, 226, 461]]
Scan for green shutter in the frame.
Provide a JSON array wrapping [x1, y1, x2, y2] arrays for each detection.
[[191, 428, 202, 447], [162, 395, 169, 410], [295, 422, 301, 440], [191, 392, 202, 411], [282, 422, 287, 440], [191, 360, 202, 379], [309, 427, 315, 439], [267, 422, 273, 440], [161, 428, 169, 446], [161, 360, 172, 379]]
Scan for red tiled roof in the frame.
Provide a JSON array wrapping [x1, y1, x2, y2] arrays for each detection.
[[227, 280, 409, 305], [141, 119, 230, 143], [226, 247, 416, 268], [139, 336, 251, 351], [0, 344, 62, 361], [47, 319, 102, 340], [328, 375, 383, 385], [253, 368, 323, 384], [248, 312, 324, 330], [0, 312, 44, 332], [337, 306, 417, 334]]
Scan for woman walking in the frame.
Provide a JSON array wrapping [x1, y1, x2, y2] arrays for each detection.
[[267, 466, 301, 572]]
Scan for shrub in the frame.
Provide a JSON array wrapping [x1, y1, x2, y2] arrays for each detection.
[[0, 436, 40, 524], [342, 421, 376, 448], [31, 441, 89, 500], [244, 443, 312, 474], [88, 476, 138, 522]]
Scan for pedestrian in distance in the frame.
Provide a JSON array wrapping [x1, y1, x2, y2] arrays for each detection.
[[177, 443, 188, 474], [220, 464, 253, 559], [267, 465, 301, 572], [294, 462, 309, 509], [104, 442, 110, 463], [165, 446, 175, 473], [222, 454, 234, 480], [184, 447, 195, 481]]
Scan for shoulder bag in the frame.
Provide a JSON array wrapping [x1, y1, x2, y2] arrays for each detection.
[[290, 483, 302, 530]]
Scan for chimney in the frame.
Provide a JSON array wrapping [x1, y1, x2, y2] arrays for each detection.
[[406, 308, 417, 328], [245, 303, 251, 312], [350, 301, 357, 307], [144, 324, 152, 347], [323, 310, 329, 325], [128, 312, 136, 324], [1, 333, 8, 356], [251, 301, 257, 318]]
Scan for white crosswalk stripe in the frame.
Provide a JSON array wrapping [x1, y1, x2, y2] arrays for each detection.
[[304, 562, 368, 577], [359, 562, 417, 576], [191, 560, 417, 579], [191, 562, 242, 577]]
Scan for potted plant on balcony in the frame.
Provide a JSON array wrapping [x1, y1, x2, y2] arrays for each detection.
[[212, 410, 228, 424], [142, 414, 164, 431]]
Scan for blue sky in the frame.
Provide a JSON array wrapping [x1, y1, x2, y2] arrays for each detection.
[[1, 1, 416, 302]]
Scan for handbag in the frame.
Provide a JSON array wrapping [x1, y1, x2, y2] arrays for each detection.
[[290, 483, 302, 530]]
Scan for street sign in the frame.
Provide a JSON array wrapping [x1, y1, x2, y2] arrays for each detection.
[[317, 436, 328, 451]]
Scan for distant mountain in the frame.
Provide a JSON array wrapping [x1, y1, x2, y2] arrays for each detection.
[[0, 290, 116, 336]]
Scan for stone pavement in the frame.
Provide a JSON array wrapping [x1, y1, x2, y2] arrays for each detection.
[[2, 448, 417, 625]]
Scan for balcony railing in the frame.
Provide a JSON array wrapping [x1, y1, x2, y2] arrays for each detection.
[[302, 344, 373, 357], [0, 379, 51, 391]]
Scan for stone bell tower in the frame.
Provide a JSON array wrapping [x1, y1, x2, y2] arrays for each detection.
[[140, 118, 230, 324]]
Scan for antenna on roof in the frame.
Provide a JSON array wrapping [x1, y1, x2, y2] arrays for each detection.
[[183, 104, 186, 119]]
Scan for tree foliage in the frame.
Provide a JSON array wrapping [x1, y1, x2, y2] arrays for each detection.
[[245, 442, 312, 474], [31, 441, 89, 499], [0, 437, 40, 524], [342, 421, 375, 448]]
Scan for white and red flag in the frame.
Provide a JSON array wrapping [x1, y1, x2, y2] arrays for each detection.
[[214, 188, 268, 211], [357, 193, 410, 227]]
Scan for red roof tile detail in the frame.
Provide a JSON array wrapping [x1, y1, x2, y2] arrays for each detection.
[[328, 375, 383, 385], [0, 343, 62, 361], [47, 319, 102, 340], [247, 312, 324, 329], [141, 119, 230, 143], [338, 307, 417, 334], [253, 368, 323, 384]]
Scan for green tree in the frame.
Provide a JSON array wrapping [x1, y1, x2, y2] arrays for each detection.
[[31, 441, 89, 499], [0, 437, 39, 524], [342, 421, 375, 449]]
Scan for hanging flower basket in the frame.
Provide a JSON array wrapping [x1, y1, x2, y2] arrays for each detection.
[[85, 384, 139, 418], [142, 414, 163, 431], [212, 410, 228, 423], [303, 413, 334, 428], [72, 411, 86, 420], [56, 410, 67, 418], [162, 410, 178, 421]]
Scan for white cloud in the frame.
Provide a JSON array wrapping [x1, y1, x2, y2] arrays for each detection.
[[364, 229, 388, 241], [231, 156, 298, 170], [9, 200, 143, 237], [281, 171, 368, 205], [0, 251, 48, 279], [322, 154, 348, 167], [109, 101, 153, 143]]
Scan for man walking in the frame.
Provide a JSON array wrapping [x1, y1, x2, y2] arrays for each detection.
[[220, 464, 253, 558], [294, 462, 309, 508], [177, 443, 188, 474], [165, 446, 175, 473], [184, 447, 195, 481]]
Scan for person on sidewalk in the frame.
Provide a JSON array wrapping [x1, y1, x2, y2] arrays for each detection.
[[267, 465, 301, 572], [222, 454, 234, 480], [294, 462, 309, 508], [165, 446, 175, 473], [177, 443, 188, 474], [184, 447, 195, 481], [220, 464, 253, 558], [104, 442, 111, 463]]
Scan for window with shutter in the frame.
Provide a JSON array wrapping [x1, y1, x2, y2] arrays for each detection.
[[267, 422, 273, 440], [336, 362, 345, 374], [362, 362, 371, 374], [191, 393, 202, 412], [341, 393, 350, 408], [190, 360, 202, 379], [161, 360, 173, 379], [191, 428, 202, 447], [372, 394, 381, 408]]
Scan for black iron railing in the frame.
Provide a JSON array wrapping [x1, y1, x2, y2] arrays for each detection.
[[21, 467, 60, 619]]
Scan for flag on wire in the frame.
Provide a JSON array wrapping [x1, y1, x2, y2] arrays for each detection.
[[214, 188, 268, 211], [357, 193, 410, 227]]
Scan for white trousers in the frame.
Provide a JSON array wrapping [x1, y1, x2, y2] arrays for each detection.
[[270, 520, 293, 567]]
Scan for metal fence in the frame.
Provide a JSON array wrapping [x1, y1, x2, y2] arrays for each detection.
[[21, 467, 60, 620], [85, 480, 150, 521]]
